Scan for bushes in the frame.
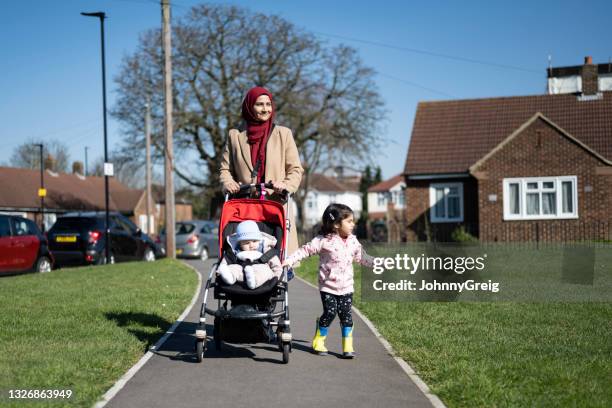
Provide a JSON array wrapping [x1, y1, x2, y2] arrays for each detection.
[[451, 225, 478, 243]]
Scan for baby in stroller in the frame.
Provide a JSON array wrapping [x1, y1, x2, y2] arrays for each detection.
[[217, 220, 282, 289]]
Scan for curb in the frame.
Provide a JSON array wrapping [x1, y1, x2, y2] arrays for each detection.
[[295, 275, 447, 408], [93, 262, 203, 408]]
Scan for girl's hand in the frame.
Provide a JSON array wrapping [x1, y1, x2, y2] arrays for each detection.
[[225, 180, 241, 194], [270, 180, 288, 194], [282, 259, 292, 268]]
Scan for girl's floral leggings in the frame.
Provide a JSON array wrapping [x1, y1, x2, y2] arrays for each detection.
[[318, 292, 353, 328]]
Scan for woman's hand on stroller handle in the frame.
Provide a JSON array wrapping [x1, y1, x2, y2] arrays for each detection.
[[269, 180, 289, 195], [224, 180, 241, 194], [226, 182, 290, 199]]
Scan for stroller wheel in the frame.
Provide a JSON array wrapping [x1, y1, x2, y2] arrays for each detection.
[[195, 339, 204, 363], [282, 342, 290, 364]]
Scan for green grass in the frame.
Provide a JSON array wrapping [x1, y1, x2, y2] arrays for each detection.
[[0, 259, 197, 408], [295, 256, 612, 408]]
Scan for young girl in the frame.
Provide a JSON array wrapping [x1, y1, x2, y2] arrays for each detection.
[[283, 203, 373, 358]]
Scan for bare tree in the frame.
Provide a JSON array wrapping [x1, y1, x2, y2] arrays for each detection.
[[10, 139, 71, 173], [90, 155, 154, 189], [111, 4, 386, 225]]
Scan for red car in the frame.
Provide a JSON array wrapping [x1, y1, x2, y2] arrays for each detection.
[[0, 215, 53, 275]]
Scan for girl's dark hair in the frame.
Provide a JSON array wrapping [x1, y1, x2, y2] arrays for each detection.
[[318, 203, 354, 236]]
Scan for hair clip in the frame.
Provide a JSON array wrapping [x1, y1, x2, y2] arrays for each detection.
[[329, 213, 335, 220]]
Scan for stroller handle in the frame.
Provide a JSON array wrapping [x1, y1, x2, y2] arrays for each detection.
[[226, 182, 290, 200]]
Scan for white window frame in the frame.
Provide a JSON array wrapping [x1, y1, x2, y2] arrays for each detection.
[[503, 176, 578, 221], [396, 190, 405, 207], [377, 192, 387, 207], [429, 182, 464, 223]]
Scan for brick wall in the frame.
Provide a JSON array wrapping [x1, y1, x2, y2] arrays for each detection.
[[404, 177, 478, 242], [474, 117, 612, 241]]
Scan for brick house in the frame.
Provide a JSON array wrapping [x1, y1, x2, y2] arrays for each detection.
[[403, 57, 612, 242], [0, 166, 192, 234]]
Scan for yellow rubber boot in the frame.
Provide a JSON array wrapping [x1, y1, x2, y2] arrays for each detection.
[[312, 320, 329, 355], [342, 325, 354, 358]]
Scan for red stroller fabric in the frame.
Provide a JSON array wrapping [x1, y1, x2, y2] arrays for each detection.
[[218, 198, 286, 256]]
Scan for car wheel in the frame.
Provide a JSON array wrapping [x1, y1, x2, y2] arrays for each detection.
[[36, 256, 52, 273], [200, 247, 209, 261], [143, 247, 156, 262], [97, 253, 115, 265]]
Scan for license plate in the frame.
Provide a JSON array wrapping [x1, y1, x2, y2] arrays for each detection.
[[56, 236, 77, 243], [176, 249, 183, 255]]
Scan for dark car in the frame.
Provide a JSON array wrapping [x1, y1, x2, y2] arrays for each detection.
[[47, 212, 162, 267], [0, 215, 53, 275]]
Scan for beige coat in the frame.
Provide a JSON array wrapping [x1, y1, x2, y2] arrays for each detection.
[[219, 125, 304, 253]]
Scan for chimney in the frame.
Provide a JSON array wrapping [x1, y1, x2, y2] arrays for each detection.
[[44, 154, 55, 171], [72, 161, 84, 175], [581, 56, 599, 95], [335, 166, 344, 180]]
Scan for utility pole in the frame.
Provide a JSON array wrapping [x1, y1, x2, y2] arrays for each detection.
[[84, 146, 89, 176], [145, 99, 153, 235], [162, 0, 175, 258]]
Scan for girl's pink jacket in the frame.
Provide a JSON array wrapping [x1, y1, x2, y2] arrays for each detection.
[[285, 234, 374, 295]]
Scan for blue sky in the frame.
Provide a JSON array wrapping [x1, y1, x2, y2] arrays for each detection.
[[1, 0, 610, 182]]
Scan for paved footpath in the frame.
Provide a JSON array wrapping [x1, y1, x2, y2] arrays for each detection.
[[105, 259, 436, 408]]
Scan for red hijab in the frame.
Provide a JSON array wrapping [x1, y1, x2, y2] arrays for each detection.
[[241, 87, 275, 183]]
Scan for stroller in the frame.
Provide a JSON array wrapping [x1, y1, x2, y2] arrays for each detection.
[[194, 183, 293, 364]]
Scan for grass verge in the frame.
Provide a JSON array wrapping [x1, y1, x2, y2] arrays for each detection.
[[295, 256, 612, 408], [0, 259, 197, 407]]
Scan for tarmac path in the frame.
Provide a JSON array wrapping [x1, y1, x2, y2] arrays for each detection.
[[104, 258, 436, 408]]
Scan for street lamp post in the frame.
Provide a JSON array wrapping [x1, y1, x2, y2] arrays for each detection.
[[34, 143, 44, 232], [81, 11, 111, 264]]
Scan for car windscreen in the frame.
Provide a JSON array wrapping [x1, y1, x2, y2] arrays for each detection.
[[176, 223, 196, 235], [51, 217, 99, 232]]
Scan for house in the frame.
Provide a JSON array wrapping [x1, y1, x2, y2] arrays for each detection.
[[403, 57, 612, 242], [0, 166, 192, 234], [367, 174, 406, 220], [366, 174, 407, 242], [302, 173, 362, 229]]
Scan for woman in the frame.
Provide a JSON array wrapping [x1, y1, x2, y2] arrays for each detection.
[[219, 86, 303, 252]]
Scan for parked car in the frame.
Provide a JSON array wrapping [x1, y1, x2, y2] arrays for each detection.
[[0, 214, 53, 275], [47, 212, 163, 267], [158, 220, 219, 261]]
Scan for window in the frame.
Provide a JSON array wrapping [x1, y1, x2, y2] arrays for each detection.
[[0, 216, 11, 238], [10, 218, 30, 236], [429, 183, 464, 223], [391, 191, 405, 207], [111, 217, 133, 233], [177, 223, 196, 235], [25, 219, 40, 236], [377, 192, 387, 207], [200, 224, 217, 235], [503, 176, 577, 220]]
